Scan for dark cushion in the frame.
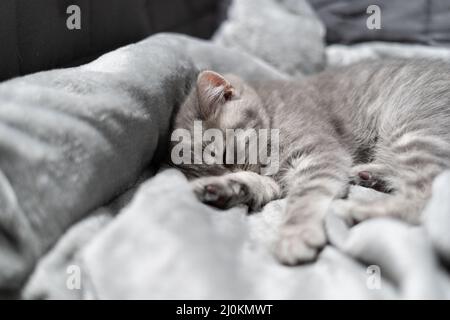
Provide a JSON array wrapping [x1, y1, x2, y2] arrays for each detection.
[[0, 0, 222, 82], [309, 0, 450, 46]]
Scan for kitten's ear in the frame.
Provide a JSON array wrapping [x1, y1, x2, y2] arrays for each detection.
[[197, 71, 235, 115]]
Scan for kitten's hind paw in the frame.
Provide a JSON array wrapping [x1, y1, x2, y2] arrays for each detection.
[[350, 165, 392, 193], [274, 224, 326, 265]]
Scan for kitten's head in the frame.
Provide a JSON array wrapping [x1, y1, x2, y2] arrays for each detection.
[[170, 70, 271, 179]]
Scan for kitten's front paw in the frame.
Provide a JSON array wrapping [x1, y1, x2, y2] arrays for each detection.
[[274, 223, 326, 265], [191, 177, 246, 209]]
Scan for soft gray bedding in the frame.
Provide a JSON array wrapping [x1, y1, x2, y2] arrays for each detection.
[[1, 0, 450, 299], [22, 169, 450, 299]]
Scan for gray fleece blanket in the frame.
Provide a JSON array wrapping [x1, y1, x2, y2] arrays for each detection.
[[22, 169, 450, 299], [1, 0, 450, 299]]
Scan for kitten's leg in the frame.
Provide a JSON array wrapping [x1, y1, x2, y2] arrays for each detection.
[[275, 139, 352, 265], [337, 133, 450, 224], [191, 171, 281, 211]]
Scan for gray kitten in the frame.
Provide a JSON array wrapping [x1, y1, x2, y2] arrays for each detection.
[[169, 59, 450, 265]]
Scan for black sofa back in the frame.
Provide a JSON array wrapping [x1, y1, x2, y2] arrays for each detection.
[[0, 0, 223, 82]]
